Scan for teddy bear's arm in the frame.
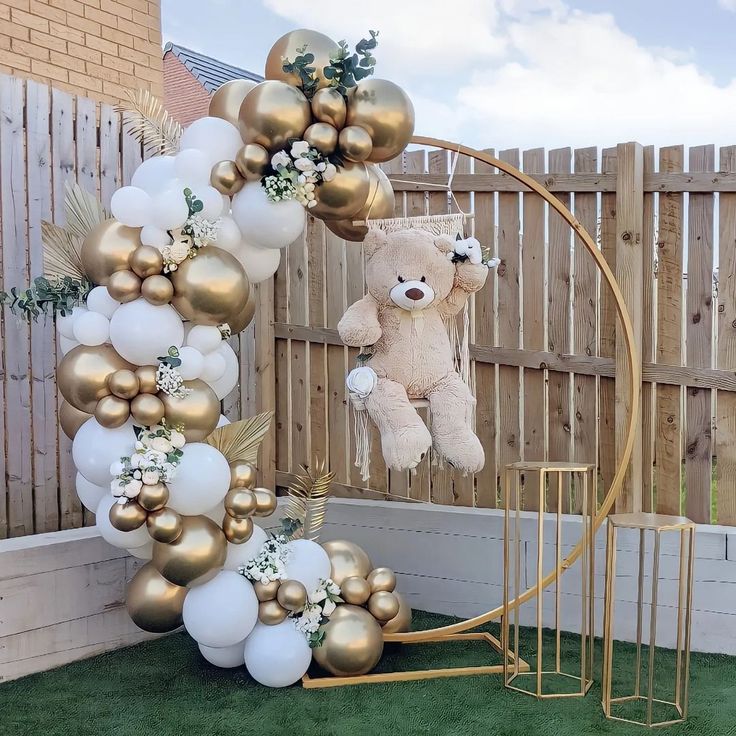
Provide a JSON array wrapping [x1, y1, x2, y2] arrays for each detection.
[[438, 262, 489, 317], [337, 295, 383, 347]]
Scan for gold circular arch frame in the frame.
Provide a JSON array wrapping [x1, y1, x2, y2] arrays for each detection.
[[383, 136, 641, 644]]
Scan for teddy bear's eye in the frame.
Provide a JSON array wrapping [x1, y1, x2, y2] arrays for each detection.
[[397, 276, 405, 283], [420, 276, 426, 282]]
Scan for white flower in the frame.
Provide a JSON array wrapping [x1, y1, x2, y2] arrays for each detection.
[[169, 239, 191, 263], [316, 161, 326, 172], [322, 163, 337, 181], [129, 454, 142, 469], [150, 437, 173, 453], [323, 598, 337, 616], [135, 441, 144, 451], [307, 200, 317, 208], [290, 140, 310, 158], [453, 236, 483, 265], [123, 479, 142, 498], [170, 430, 185, 449], [272, 151, 291, 168], [294, 157, 315, 172], [304, 182, 315, 192], [133, 470, 141, 480], [346, 366, 378, 399], [109, 461, 125, 476], [142, 469, 160, 485], [310, 588, 327, 603], [326, 580, 341, 596]]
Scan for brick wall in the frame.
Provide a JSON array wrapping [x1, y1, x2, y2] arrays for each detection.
[[163, 49, 210, 127], [0, 0, 163, 104]]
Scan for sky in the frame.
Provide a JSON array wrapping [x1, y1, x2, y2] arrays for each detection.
[[161, 0, 736, 151]]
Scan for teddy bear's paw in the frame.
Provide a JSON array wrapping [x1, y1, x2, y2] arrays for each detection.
[[434, 431, 485, 474], [382, 424, 432, 471]]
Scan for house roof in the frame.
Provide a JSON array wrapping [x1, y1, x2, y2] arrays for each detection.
[[163, 42, 263, 93]]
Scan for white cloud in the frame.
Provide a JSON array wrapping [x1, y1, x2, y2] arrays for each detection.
[[718, 0, 736, 11]]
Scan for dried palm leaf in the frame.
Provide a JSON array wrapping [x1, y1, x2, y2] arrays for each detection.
[[117, 88, 182, 156], [41, 221, 85, 281], [204, 412, 273, 466], [283, 460, 335, 541], [63, 181, 108, 241]]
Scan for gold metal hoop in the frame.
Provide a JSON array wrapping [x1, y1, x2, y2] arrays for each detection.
[[383, 136, 640, 643]]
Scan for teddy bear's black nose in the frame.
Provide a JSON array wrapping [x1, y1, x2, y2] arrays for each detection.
[[405, 287, 424, 300]]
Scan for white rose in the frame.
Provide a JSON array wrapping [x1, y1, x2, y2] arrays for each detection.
[[129, 454, 142, 469], [271, 151, 290, 168], [135, 441, 144, 450], [123, 479, 142, 497], [111, 480, 125, 496], [142, 469, 160, 485], [170, 430, 185, 448], [151, 437, 173, 453], [294, 157, 315, 172], [322, 163, 337, 181], [323, 598, 337, 616], [346, 366, 377, 399], [109, 461, 125, 476], [290, 140, 310, 158]]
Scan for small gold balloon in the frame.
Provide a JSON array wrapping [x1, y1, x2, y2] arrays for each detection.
[[340, 575, 371, 606], [58, 344, 133, 413], [170, 246, 250, 327], [339, 125, 373, 162], [235, 143, 270, 181], [152, 515, 226, 587], [137, 482, 169, 512], [129, 245, 164, 278], [277, 579, 307, 612], [312, 604, 384, 676], [368, 591, 400, 622], [311, 87, 347, 129], [109, 500, 147, 532], [222, 514, 253, 544], [158, 378, 220, 442], [254, 579, 281, 602], [126, 563, 187, 633], [258, 599, 288, 626], [210, 160, 245, 196], [135, 366, 158, 394], [238, 80, 311, 152], [147, 507, 183, 544], [107, 269, 142, 303], [107, 369, 139, 400], [130, 393, 166, 427], [141, 275, 174, 306], [265, 29, 337, 90], [81, 219, 140, 286], [367, 566, 397, 593], [209, 78, 258, 127], [381, 593, 412, 634], [94, 394, 131, 428], [322, 540, 373, 586], [224, 488, 257, 519], [311, 161, 370, 221], [229, 461, 257, 489], [252, 487, 278, 517], [59, 401, 91, 439], [303, 122, 338, 155]]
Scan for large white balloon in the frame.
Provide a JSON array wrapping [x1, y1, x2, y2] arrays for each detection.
[[140, 225, 172, 248], [183, 571, 259, 647], [179, 117, 242, 169], [198, 186, 224, 220], [199, 640, 246, 668], [186, 325, 222, 355], [177, 345, 204, 380], [175, 148, 211, 186], [109, 299, 184, 366], [57, 306, 87, 339], [201, 351, 226, 382], [127, 539, 154, 559], [151, 188, 189, 231], [166, 443, 231, 515], [58, 335, 79, 355], [72, 311, 110, 346], [204, 342, 239, 400], [72, 418, 137, 486], [131, 156, 176, 194], [244, 621, 312, 687], [111, 186, 153, 228], [236, 238, 281, 284], [223, 524, 268, 572], [214, 217, 242, 254], [284, 539, 332, 596], [86, 286, 120, 319], [231, 182, 305, 250], [95, 495, 150, 549], [76, 472, 108, 513]]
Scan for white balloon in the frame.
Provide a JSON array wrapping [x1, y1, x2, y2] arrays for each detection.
[[151, 188, 189, 231], [236, 238, 281, 284], [175, 148, 211, 186], [216, 414, 231, 428], [76, 472, 108, 513], [111, 186, 153, 228], [204, 342, 239, 399], [72, 418, 137, 486], [127, 539, 154, 559], [215, 216, 242, 254], [203, 500, 225, 524], [140, 225, 172, 248], [183, 571, 259, 647], [244, 620, 312, 687], [86, 286, 121, 319], [186, 325, 222, 355], [131, 156, 176, 194], [284, 539, 332, 596], [72, 311, 110, 346], [178, 345, 204, 380], [179, 117, 242, 169], [198, 186, 224, 220], [201, 351, 226, 382], [167, 443, 230, 515], [224, 523, 267, 572], [58, 306, 87, 339], [109, 299, 184, 366], [96, 495, 150, 549], [199, 640, 246, 668], [59, 335, 79, 355]]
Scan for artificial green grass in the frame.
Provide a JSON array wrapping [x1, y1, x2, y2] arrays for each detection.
[[2, 611, 735, 736]]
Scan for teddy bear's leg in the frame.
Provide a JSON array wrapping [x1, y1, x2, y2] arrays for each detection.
[[427, 373, 485, 474], [365, 378, 432, 471]]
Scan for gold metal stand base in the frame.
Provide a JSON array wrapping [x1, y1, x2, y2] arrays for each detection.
[[606, 695, 685, 729], [302, 631, 529, 689], [506, 670, 594, 699]]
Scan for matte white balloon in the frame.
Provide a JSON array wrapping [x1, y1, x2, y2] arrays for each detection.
[[175, 148, 211, 186], [179, 117, 242, 169], [151, 188, 189, 231], [201, 351, 226, 382], [127, 539, 154, 559], [223, 524, 268, 572], [204, 342, 239, 399], [86, 286, 121, 319], [186, 325, 222, 355], [215, 216, 242, 254], [131, 156, 176, 194], [236, 238, 281, 284], [231, 182, 305, 250], [96, 494, 150, 549], [183, 571, 259, 647], [198, 186, 224, 220], [284, 539, 332, 596], [109, 299, 184, 366], [58, 306, 87, 339], [178, 345, 204, 380], [203, 500, 225, 524], [76, 472, 108, 513], [199, 640, 246, 668], [72, 311, 110, 346], [244, 620, 312, 687], [140, 225, 172, 248], [72, 418, 137, 486], [58, 335, 79, 355], [167, 443, 231, 515], [111, 186, 153, 228]]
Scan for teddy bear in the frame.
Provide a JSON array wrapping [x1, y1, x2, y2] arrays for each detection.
[[338, 227, 489, 474]]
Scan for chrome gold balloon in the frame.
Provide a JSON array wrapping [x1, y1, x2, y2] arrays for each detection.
[[265, 29, 337, 90], [129, 245, 164, 278], [147, 507, 184, 544], [224, 488, 257, 519], [311, 87, 347, 129], [277, 579, 307, 611], [367, 566, 397, 593], [303, 122, 338, 155], [107, 369, 139, 400], [107, 269, 142, 303], [130, 393, 166, 427], [81, 219, 140, 286], [135, 365, 158, 394], [340, 575, 371, 606], [258, 599, 288, 625], [59, 401, 91, 439], [229, 461, 257, 489], [108, 500, 147, 532], [137, 482, 169, 512], [94, 394, 131, 428], [312, 604, 384, 676], [126, 563, 187, 633], [367, 591, 400, 622], [235, 143, 270, 181], [338, 125, 373, 162], [380, 593, 412, 634], [210, 160, 245, 196], [252, 487, 277, 517], [141, 275, 174, 306], [311, 161, 370, 221], [209, 78, 258, 127], [254, 580, 280, 602], [222, 514, 253, 544], [322, 539, 372, 586], [227, 287, 256, 335], [158, 378, 220, 442]]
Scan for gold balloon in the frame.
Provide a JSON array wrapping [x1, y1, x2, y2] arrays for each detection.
[[340, 575, 371, 606], [209, 78, 258, 127], [238, 81, 311, 152], [381, 593, 412, 634], [312, 604, 384, 676], [135, 365, 158, 394], [210, 160, 245, 196], [152, 514, 226, 587], [311, 87, 347, 129], [322, 539, 373, 586], [277, 579, 307, 611], [59, 401, 91, 439], [94, 394, 131, 428], [141, 275, 174, 306], [252, 487, 278, 517], [229, 461, 257, 489], [303, 122, 338, 155], [228, 287, 257, 335], [339, 125, 373, 162], [126, 563, 187, 633], [130, 393, 166, 427], [311, 161, 370, 221], [137, 482, 169, 512], [107, 269, 142, 303], [258, 599, 288, 626], [346, 79, 415, 163], [367, 567, 397, 593], [147, 507, 183, 544], [265, 29, 338, 90], [158, 378, 220, 442], [254, 580, 280, 602], [81, 219, 140, 285], [368, 591, 400, 622], [108, 369, 139, 400], [235, 143, 270, 181], [224, 488, 257, 519], [109, 501, 147, 532], [222, 514, 253, 544], [58, 344, 133, 413], [170, 246, 250, 327], [129, 245, 164, 278]]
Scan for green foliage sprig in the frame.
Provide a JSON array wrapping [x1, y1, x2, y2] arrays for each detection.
[[183, 188, 203, 217], [282, 45, 320, 99], [0, 275, 92, 322]]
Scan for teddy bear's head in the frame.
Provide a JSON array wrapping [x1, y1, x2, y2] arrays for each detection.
[[363, 228, 456, 311]]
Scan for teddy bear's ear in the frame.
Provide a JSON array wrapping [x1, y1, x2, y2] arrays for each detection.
[[363, 227, 388, 258], [433, 235, 455, 254]]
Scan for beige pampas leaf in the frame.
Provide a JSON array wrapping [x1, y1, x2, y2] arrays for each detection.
[[116, 88, 182, 156], [283, 460, 334, 541], [63, 181, 109, 241], [41, 221, 86, 281], [204, 411, 273, 466]]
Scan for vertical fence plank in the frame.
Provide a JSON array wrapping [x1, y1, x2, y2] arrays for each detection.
[[274, 234, 290, 476], [255, 279, 276, 489], [99, 103, 120, 210]]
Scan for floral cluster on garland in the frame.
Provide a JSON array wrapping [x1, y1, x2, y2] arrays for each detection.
[[241, 534, 291, 584], [161, 189, 220, 273], [263, 141, 338, 207], [293, 578, 342, 648], [155, 346, 191, 399]]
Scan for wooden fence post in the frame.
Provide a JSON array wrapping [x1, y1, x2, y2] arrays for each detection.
[[255, 280, 276, 489]]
